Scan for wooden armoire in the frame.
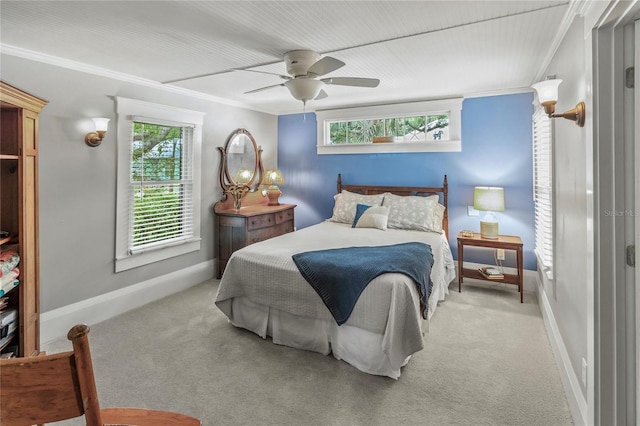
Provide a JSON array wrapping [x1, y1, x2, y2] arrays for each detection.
[[0, 81, 47, 357]]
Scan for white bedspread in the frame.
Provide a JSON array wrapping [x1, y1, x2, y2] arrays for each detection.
[[215, 221, 456, 378]]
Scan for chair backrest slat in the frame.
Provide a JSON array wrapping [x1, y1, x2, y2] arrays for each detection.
[[0, 324, 199, 426], [0, 352, 85, 425]]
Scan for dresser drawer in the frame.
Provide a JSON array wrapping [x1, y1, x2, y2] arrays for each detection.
[[215, 203, 296, 279], [275, 208, 294, 224], [247, 213, 275, 230], [246, 221, 294, 245]]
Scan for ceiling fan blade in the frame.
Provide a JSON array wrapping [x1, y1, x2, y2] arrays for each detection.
[[307, 56, 345, 76], [244, 83, 285, 94], [321, 77, 380, 88], [234, 69, 291, 80], [315, 89, 328, 100]]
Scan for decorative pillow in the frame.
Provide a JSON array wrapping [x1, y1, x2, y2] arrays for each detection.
[[352, 204, 389, 230], [382, 192, 445, 233], [352, 204, 371, 226], [329, 190, 385, 224]]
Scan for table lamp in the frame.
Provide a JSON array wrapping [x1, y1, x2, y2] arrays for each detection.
[[474, 186, 505, 239], [262, 169, 285, 206]]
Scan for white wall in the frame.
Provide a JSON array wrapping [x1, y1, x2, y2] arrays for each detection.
[[536, 13, 594, 425], [0, 54, 277, 314]]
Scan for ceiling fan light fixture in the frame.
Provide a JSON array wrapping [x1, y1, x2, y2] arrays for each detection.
[[284, 79, 324, 102]]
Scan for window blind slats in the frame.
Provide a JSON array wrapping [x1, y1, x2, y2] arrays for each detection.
[[532, 107, 553, 270], [127, 121, 195, 253]]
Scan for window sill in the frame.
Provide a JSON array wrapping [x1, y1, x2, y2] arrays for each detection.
[[317, 140, 461, 155], [115, 240, 200, 272]]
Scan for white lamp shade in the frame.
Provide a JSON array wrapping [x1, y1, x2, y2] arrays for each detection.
[[284, 79, 323, 101], [474, 187, 505, 212], [92, 117, 110, 132], [531, 79, 562, 104]]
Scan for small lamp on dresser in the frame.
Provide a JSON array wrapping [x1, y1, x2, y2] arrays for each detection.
[[262, 169, 285, 206], [473, 186, 505, 239]]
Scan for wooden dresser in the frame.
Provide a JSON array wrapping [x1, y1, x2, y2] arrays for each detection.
[[215, 203, 295, 278]]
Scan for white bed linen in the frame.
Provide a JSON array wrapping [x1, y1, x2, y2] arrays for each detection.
[[215, 221, 456, 378]]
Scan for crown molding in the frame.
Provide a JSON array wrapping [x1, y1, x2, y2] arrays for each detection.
[[0, 44, 275, 115], [532, 0, 585, 84]]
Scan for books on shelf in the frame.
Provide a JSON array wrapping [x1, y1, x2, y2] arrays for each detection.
[[0, 321, 16, 338], [0, 333, 16, 350], [0, 308, 17, 352], [0, 308, 17, 327], [1, 350, 15, 359], [478, 267, 504, 280]]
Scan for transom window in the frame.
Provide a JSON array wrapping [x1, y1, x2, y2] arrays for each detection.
[[328, 114, 450, 144], [316, 98, 462, 155]]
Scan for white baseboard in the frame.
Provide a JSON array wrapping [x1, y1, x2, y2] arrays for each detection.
[[536, 276, 588, 425], [40, 259, 215, 345], [456, 261, 537, 293]]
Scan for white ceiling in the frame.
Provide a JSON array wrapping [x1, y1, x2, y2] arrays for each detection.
[[0, 1, 577, 115]]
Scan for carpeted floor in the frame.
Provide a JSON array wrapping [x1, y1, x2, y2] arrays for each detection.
[[45, 278, 573, 426]]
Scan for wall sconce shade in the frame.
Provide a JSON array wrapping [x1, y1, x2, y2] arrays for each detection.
[[531, 79, 586, 127], [84, 117, 110, 147], [262, 169, 285, 206], [531, 79, 562, 105], [474, 186, 505, 239]]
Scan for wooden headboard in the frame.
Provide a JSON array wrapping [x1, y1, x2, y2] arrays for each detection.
[[337, 174, 449, 239]]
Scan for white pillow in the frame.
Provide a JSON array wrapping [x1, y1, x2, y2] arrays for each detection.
[[382, 192, 445, 233], [329, 190, 385, 224], [352, 205, 390, 230]]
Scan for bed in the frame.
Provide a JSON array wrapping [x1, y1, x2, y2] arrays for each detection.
[[215, 175, 456, 379]]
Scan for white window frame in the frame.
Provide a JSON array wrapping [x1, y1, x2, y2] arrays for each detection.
[[316, 98, 462, 155], [114, 97, 205, 272], [532, 106, 554, 279]]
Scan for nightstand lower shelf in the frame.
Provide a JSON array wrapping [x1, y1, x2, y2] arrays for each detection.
[[460, 268, 520, 286], [457, 232, 524, 303]]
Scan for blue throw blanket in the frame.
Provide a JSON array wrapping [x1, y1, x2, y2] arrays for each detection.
[[292, 242, 434, 325]]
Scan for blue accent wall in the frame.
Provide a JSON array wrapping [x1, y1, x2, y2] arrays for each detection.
[[278, 93, 535, 270]]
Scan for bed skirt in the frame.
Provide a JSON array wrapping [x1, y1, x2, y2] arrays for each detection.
[[218, 296, 428, 379]]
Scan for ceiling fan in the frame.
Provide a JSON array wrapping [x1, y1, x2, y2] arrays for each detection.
[[241, 50, 380, 107]]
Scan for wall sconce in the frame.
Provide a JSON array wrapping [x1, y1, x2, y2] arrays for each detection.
[[262, 169, 285, 206], [474, 186, 505, 239], [84, 117, 110, 147], [531, 79, 585, 127]]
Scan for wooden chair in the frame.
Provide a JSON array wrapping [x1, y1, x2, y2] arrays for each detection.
[[0, 324, 201, 426]]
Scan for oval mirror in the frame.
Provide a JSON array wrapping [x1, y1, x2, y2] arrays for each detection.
[[218, 128, 263, 192]]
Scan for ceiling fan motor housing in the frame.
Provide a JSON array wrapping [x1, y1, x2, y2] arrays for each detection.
[[284, 50, 321, 77]]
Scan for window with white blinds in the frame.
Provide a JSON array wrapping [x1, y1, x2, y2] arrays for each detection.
[[114, 97, 204, 272], [532, 107, 553, 275], [129, 121, 194, 254]]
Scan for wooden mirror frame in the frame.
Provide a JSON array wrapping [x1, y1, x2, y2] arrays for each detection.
[[218, 128, 264, 194]]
